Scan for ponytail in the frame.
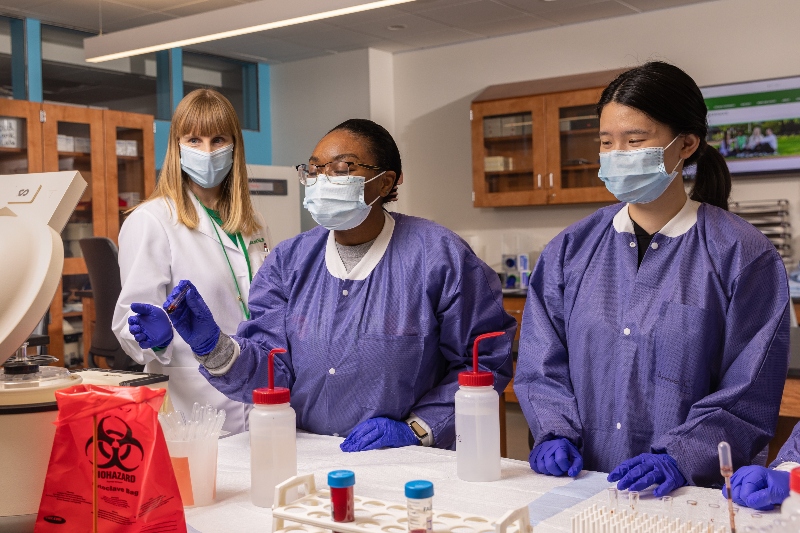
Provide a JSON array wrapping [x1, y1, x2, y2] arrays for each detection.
[[688, 141, 731, 211]]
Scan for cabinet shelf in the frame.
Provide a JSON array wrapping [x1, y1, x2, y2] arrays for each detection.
[[484, 134, 531, 143], [63, 311, 83, 318], [117, 155, 141, 161], [485, 169, 534, 176], [58, 151, 91, 157], [560, 128, 598, 136], [0, 146, 26, 153], [562, 164, 600, 171]]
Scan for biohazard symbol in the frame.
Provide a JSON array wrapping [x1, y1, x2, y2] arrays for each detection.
[[85, 416, 144, 472]]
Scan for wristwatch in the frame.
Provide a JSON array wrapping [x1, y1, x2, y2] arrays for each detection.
[[408, 420, 428, 443]]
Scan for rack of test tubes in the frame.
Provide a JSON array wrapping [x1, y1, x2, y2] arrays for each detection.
[[571, 504, 732, 533], [272, 474, 532, 533]]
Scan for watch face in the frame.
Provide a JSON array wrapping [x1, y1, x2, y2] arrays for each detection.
[[409, 421, 428, 439]]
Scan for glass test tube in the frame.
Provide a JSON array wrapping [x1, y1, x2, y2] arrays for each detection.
[[628, 491, 639, 514], [608, 487, 618, 513], [660, 496, 673, 518], [687, 499, 698, 522]]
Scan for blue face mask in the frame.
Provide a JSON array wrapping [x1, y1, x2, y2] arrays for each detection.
[[598, 135, 682, 204], [180, 144, 233, 189], [303, 173, 384, 231]]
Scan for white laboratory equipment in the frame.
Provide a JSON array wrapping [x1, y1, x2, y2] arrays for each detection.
[[455, 331, 505, 482], [0, 171, 86, 531], [781, 467, 800, 519], [249, 347, 297, 507]]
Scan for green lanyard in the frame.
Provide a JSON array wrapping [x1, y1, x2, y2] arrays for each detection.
[[200, 202, 252, 320]]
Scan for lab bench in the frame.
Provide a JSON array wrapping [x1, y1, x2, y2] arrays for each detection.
[[184, 431, 776, 532]]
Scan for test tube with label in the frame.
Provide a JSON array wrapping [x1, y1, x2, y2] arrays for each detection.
[[328, 470, 355, 526], [405, 480, 434, 533]]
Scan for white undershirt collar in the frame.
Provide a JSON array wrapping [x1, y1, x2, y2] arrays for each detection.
[[325, 211, 395, 280], [612, 196, 700, 238]]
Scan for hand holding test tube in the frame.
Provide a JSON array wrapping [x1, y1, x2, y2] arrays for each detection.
[[719, 441, 737, 533]]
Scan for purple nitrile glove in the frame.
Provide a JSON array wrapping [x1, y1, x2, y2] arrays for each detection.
[[128, 303, 173, 350], [529, 437, 583, 477], [340, 417, 420, 452], [163, 280, 220, 355], [608, 453, 687, 497], [723, 465, 790, 511]]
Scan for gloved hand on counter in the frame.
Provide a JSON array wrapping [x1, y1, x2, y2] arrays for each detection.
[[529, 437, 583, 477], [723, 465, 789, 511], [340, 417, 420, 452], [164, 280, 220, 356], [608, 453, 686, 497], [128, 303, 173, 350]]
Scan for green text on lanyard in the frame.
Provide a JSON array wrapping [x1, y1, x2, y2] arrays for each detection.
[[201, 203, 252, 320]]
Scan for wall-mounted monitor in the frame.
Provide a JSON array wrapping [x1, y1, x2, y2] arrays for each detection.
[[698, 75, 800, 178]]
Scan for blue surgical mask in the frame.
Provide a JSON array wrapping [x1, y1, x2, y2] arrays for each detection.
[[303, 173, 384, 231], [180, 144, 233, 188], [598, 135, 682, 203]]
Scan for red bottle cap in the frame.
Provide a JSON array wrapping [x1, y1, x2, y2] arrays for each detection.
[[458, 332, 505, 387], [791, 467, 800, 494], [252, 348, 290, 405]]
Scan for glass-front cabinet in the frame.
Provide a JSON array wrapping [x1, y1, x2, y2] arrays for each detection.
[[104, 110, 155, 241], [0, 99, 42, 175], [471, 79, 618, 207], [545, 88, 615, 205], [471, 97, 546, 206]]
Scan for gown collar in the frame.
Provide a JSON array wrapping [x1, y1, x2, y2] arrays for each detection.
[[612, 196, 700, 238], [325, 211, 395, 281]]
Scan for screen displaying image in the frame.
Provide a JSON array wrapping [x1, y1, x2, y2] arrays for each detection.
[[702, 75, 800, 176]]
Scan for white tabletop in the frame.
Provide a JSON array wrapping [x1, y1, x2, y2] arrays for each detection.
[[185, 432, 781, 532]]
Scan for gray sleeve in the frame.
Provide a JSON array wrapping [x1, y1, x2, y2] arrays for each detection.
[[194, 332, 241, 376]]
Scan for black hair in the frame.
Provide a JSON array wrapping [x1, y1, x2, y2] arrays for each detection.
[[597, 61, 731, 210], [328, 118, 402, 204]]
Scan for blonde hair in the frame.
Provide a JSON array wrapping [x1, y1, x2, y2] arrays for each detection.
[[148, 88, 260, 235]]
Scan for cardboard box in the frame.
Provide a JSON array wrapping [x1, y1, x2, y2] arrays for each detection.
[[57, 134, 74, 152], [0, 118, 25, 148], [484, 156, 505, 172], [116, 139, 138, 157]]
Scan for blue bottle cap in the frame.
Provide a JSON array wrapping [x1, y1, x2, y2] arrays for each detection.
[[404, 480, 434, 499], [328, 470, 355, 488]]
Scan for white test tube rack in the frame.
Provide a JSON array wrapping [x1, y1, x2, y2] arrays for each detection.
[[272, 474, 532, 533], [571, 504, 728, 533]]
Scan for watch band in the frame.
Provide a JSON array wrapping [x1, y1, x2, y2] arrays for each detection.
[[408, 420, 428, 443]]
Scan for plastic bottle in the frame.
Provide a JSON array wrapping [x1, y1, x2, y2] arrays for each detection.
[[781, 467, 800, 519], [250, 347, 297, 507], [329, 470, 355, 525], [405, 480, 434, 533], [455, 331, 505, 482]]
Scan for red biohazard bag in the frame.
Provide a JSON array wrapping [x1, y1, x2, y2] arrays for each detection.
[[35, 384, 187, 533]]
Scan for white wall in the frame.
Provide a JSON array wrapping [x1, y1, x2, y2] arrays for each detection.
[[391, 0, 800, 268], [271, 49, 372, 230]]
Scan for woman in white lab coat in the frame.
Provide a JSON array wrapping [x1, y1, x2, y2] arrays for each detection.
[[112, 89, 271, 433]]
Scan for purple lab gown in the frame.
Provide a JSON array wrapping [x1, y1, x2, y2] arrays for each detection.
[[514, 199, 789, 487], [205, 212, 516, 449]]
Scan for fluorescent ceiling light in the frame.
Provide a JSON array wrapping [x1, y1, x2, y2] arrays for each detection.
[[85, 0, 415, 63]]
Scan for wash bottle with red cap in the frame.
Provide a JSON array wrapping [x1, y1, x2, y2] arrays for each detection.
[[250, 347, 297, 507], [455, 331, 505, 482], [782, 467, 800, 519]]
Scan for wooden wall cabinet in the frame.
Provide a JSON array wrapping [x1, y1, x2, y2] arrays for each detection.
[[0, 99, 155, 366], [471, 70, 626, 208]]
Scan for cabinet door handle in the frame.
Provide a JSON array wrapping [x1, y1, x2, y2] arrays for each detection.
[[549, 173, 554, 188], [537, 174, 542, 189]]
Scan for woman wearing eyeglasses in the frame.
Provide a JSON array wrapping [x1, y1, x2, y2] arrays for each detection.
[[130, 118, 515, 451], [113, 89, 271, 434]]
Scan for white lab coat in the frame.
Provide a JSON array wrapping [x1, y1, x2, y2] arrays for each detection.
[[112, 194, 270, 434]]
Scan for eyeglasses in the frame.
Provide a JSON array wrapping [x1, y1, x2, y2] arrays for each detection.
[[295, 161, 383, 186]]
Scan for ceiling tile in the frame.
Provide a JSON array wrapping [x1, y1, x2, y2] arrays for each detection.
[[385, 26, 480, 47], [331, 13, 453, 38], [0, 0, 55, 10], [468, 13, 556, 37], [102, 11, 178, 33], [160, 0, 256, 17], [109, 0, 189, 12], [497, 0, 610, 15], [283, 28, 396, 51], [393, 0, 482, 14], [539, 0, 636, 24], [417, 0, 527, 29], [617, 0, 713, 10], [319, 5, 407, 28]]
